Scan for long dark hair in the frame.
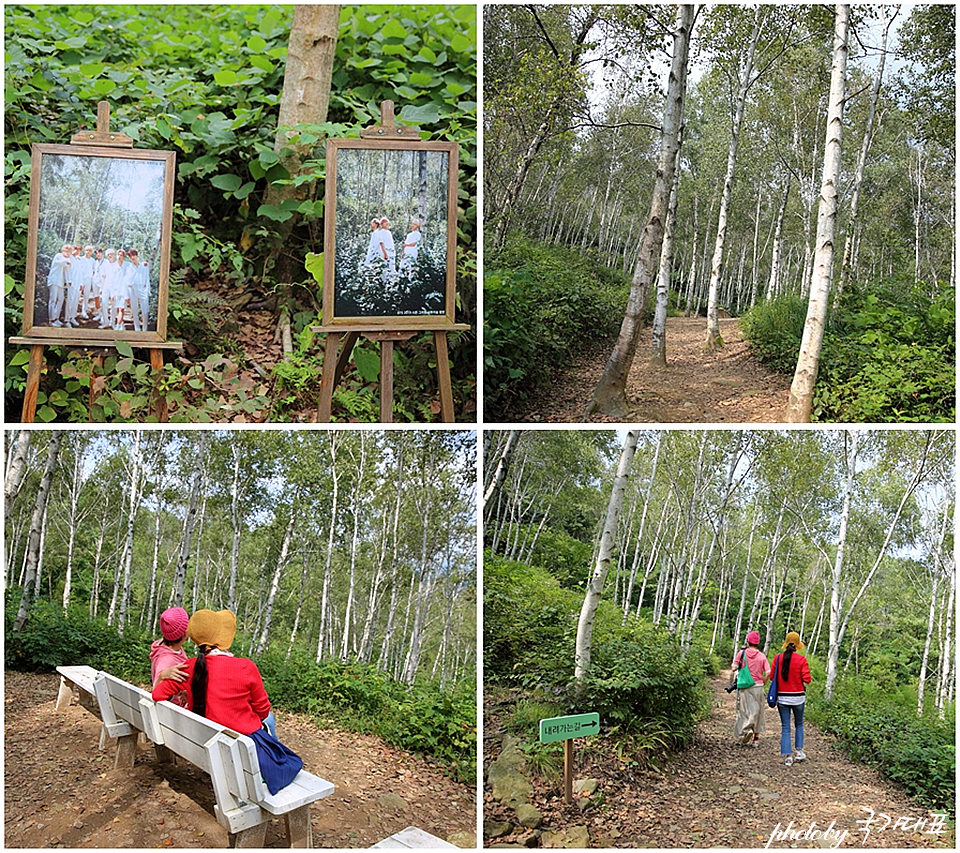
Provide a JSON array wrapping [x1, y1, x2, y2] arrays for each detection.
[[193, 645, 213, 718], [781, 642, 797, 681]]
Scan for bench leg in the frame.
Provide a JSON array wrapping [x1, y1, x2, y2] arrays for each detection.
[[284, 805, 313, 848], [233, 823, 267, 848], [114, 732, 138, 769], [155, 743, 176, 765], [55, 677, 75, 711]]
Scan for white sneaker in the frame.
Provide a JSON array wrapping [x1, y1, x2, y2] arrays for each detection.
[[784, 755, 793, 767], [794, 750, 806, 762], [51, 320, 63, 327]]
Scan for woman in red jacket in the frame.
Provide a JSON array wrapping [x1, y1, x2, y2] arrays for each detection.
[[152, 609, 270, 735], [771, 631, 812, 766]]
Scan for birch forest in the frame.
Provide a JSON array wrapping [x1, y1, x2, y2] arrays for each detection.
[[484, 428, 955, 815], [483, 4, 955, 423], [5, 428, 477, 695]]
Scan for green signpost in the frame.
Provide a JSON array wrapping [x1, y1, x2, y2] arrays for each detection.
[[539, 713, 600, 803], [539, 713, 600, 744]]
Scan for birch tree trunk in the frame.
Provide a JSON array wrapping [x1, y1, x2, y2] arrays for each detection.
[[316, 434, 342, 663], [651, 150, 682, 366], [587, 5, 694, 418], [836, 8, 897, 300], [171, 436, 206, 607], [111, 432, 145, 633], [257, 497, 298, 656], [483, 430, 521, 523], [704, 7, 762, 350], [13, 433, 63, 633], [575, 430, 639, 682], [786, 4, 849, 422]]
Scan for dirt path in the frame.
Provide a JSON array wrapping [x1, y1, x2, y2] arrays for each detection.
[[5, 671, 476, 848], [515, 315, 790, 423], [484, 677, 953, 849]]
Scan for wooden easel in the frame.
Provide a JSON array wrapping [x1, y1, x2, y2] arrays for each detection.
[[315, 102, 469, 423], [315, 323, 466, 423], [11, 102, 182, 423]]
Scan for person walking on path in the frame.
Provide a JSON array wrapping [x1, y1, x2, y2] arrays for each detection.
[[731, 630, 770, 747], [771, 631, 812, 766]]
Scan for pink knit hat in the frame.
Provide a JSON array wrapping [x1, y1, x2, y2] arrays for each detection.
[[160, 607, 190, 641], [746, 631, 761, 645]]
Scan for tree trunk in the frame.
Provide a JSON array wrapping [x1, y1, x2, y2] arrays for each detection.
[[651, 149, 682, 366], [704, 8, 762, 350], [257, 499, 298, 657], [586, 5, 694, 418], [13, 433, 63, 633], [836, 8, 896, 300], [483, 430, 521, 523], [264, 5, 339, 285], [786, 4, 849, 422], [575, 430, 639, 682]]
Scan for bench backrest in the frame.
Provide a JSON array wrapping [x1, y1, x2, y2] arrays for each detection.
[[93, 671, 268, 833]]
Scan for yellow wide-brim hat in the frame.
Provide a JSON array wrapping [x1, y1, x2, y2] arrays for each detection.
[[781, 631, 805, 651], [188, 609, 236, 650]]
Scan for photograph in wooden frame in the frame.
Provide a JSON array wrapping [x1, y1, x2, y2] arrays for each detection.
[[324, 138, 458, 326], [22, 143, 175, 342]]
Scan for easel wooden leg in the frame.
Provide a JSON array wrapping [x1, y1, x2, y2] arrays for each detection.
[[333, 331, 360, 389], [433, 330, 455, 423], [21, 344, 44, 423], [317, 332, 342, 422], [379, 340, 394, 423], [148, 348, 168, 423], [318, 332, 360, 422]]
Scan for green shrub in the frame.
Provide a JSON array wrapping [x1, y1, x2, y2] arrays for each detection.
[[740, 281, 954, 422], [484, 550, 709, 749], [484, 238, 629, 416], [738, 294, 808, 374], [5, 595, 152, 683], [807, 679, 955, 815]]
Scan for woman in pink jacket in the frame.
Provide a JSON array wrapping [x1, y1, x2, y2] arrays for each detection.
[[731, 630, 771, 747]]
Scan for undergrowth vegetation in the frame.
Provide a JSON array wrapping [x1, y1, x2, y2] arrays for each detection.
[[740, 279, 954, 422], [5, 597, 475, 784], [806, 675, 955, 815], [484, 238, 629, 417], [484, 551, 710, 768]]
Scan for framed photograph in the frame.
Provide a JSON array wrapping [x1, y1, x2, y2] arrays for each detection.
[[22, 143, 176, 342], [324, 138, 458, 326]]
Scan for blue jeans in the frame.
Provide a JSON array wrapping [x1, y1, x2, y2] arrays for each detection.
[[777, 702, 804, 755], [263, 710, 277, 739]]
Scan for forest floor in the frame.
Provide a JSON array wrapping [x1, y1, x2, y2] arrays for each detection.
[[5, 671, 476, 848], [484, 676, 955, 849], [514, 315, 791, 423]]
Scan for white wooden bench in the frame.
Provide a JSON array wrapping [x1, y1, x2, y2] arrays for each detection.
[[55, 665, 334, 847], [372, 826, 458, 848]]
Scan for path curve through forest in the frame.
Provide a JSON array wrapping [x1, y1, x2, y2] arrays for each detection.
[[5, 671, 475, 848], [485, 676, 953, 849], [517, 316, 790, 423]]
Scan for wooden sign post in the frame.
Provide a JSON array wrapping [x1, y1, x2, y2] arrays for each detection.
[[539, 713, 600, 804], [314, 101, 468, 423], [10, 101, 181, 422]]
